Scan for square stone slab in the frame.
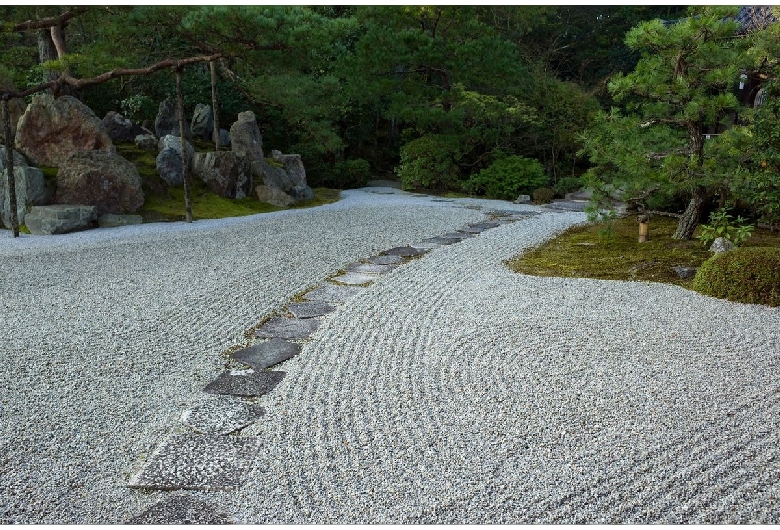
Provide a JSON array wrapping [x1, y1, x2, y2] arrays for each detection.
[[180, 396, 266, 435], [127, 434, 261, 491], [253, 317, 322, 340], [331, 272, 376, 285], [346, 263, 396, 274], [365, 254, 405, 265], [231, 338, 301, 369], [126, 495, 233, 524], [203, 370, 286, 397], [303, 284, 363, 303], [382, 246, 427, 257], [287, 300, 336, 319]]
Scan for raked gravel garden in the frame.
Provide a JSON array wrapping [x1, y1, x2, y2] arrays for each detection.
[[1, 187, 779, 524]]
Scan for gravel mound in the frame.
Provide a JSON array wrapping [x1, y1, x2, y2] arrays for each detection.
[[2, 189, 778, 523]]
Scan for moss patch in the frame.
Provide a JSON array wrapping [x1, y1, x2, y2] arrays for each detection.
[[506, 216, 780, 287], [692, 247, 780, 306]]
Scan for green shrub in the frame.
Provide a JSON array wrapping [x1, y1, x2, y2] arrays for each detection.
[[692, 247, 780, 306], [396, 135, 461, 191], [552, 176, 582, 198], [698, 208, 754, 247], [532, 187, 556, 204], [334, 158, 371, 189], [464, 155, 547, 200]]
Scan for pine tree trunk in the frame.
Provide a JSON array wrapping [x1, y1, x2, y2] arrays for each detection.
[[210, 60, 221, 151], [175, 67, 193, 223], [37, 28, 59, 84], [3, 98, 19, 237], [672, 187, 706, 240]]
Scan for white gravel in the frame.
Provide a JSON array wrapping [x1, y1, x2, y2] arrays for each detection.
[[2, 188, 779, 523]]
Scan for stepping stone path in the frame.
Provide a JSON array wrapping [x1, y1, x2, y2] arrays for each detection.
[[253, 316, 322, 340], [127, 434, 261, 491], [180, 397, 266, 435], [126, 204, 541, 521], [126, 495, 233, 524], [231, 338, 302, 369], [203, 370, 286, 397]]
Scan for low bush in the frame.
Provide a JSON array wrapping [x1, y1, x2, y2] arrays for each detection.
[[396, 135, 461, 191], [552, 176, 582, 198], [692, 246, 780, 306], [334, 158, 371, 189], [464, 155, 547, 200], [532, 187, 555, 204]]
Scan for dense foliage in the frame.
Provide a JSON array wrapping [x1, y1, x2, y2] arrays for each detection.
[[692, 247, 780, 306]]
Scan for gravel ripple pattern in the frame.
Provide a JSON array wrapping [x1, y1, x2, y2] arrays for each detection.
[[1, 188, 779, 523]]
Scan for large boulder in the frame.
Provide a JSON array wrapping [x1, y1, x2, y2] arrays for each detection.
[[135, 134, 158, 151], [24, 204, 98, 235], [251, 160, 296, 192], [192, 151, 252, 198], [255, 184, 294, 207], [102, 111, 150, 143], [14, 94, 115, 167], [0, 146, 28, 174], [156, 135, 196, 187], [54, 151, 144, 215], [191, 104, 214, 141], [230, 111, 263, 161], [154, 97, 189, 139], [1, 166, 51, 228], [269, 150, 313, 200]]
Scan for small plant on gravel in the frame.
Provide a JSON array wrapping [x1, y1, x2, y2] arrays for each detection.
[[692, 246, 780, 306], [698, 208, 754, 247], [532, 187, 555, 204]]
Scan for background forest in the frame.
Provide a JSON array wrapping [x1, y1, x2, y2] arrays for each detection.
[[2, 5, 780, 235]]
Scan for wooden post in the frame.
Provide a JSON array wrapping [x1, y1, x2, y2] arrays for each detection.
[[637, 213, 650, 243], [175, 64, 193, 223], [2, 97, 19, 237], [210, 60, 221, 151]]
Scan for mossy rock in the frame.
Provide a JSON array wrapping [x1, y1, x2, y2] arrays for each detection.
[[692, 247, 780, 307]]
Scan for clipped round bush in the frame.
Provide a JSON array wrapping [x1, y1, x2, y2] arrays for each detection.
[[464, 155, 547, 200], [396, 134, 461, 191], [532, 187, 555, 204], [334, 158, 371, 189], [692, 247, 780, 306]]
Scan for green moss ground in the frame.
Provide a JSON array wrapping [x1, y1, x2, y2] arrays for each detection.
[[507, 216, 780, 288]]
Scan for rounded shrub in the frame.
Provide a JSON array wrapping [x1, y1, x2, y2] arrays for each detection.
[[396, 135, 461, 191], [692, 247, 780, 306], [532, 187, 556, 204], [334, 158, 371, 189], [464, 155, 547, 200]]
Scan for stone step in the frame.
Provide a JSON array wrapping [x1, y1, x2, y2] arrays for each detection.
[[24, 204, 97, 235]]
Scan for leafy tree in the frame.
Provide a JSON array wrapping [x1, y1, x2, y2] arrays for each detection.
[[581, 7, 753, 239]]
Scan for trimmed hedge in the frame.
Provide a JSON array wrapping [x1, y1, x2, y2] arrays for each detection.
[[692, 247, 780, 307]]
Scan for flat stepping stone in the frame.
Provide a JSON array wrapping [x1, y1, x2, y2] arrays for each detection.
[[303, 284, 363, 303], [459, 226, 486, 234], [253, 316, 322, 340], [346, 263, 396, 274], [441, 231, 474, 239], [382, 246, 427, 257], [431, 198, 455, 202], [204, 369, 286, 397], [287, 300, 336, 319], [127, 434, 261, 491], [469, 222, 500, 230], [231, 338, 301, 369], [180, 396, 266, 434], [409, 242, 442, 250], [331, 272, 376, 285], [365, 255, 405, 265], [422, 236, 461, 245], [126, 495, 233, 524]]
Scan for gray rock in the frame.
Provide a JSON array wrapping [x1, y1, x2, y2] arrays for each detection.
[[55, 151, 144, 215], [134, 134, 157, 151], [672, 265, 698, 279], [1, 166, 51, 228], [255, 184, 294, 207], [102, 111, 147, 143], [97, 214, 143, 228], [231, 338, 302, 369], [290, 184, 314, 201], [230, 111, 263, 162], [421, 236, 460, 245], [14, 93, 114, 167], [383, 246, 427, 257], [158, 134, 195, 159], [203, 370, 286, 397], [156, 148, 185, 187], [0, 146, 28, 173], [331, 272, 376, 285], [253, 317, 322, 340], [192, 151, 252, 199], [154, 97, 189, 139], [126, 495, 234, 524], [346, 263, 396, 275], [365, 254, 405, 265], [180, 396, 265, 435], [253, 161, 296, 193], [190, 103, 214, 140], [213, 128, 231, 148], [127, 433, 261, 491], [303, 284, 364, 303], [271, 151, 307, 187], [710, 237, 735, 254], [0, 83, 26, 143], [23, 204, 98, 235], [514, 194, 532, 204], [287, 301, 337, 319]]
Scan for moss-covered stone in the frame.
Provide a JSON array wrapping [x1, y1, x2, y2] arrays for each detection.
[[692, 247, 780, 307]]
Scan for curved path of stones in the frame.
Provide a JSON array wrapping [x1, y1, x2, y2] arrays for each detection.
[[2, 188, 779, 524]]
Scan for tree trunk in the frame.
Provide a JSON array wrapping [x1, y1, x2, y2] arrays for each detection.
[[175, 66, 193, 223], [672, 187, 706, 240], [210, 60, 221, 151], [37, 28, 59, 84], [3, 98, 19, 237]]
